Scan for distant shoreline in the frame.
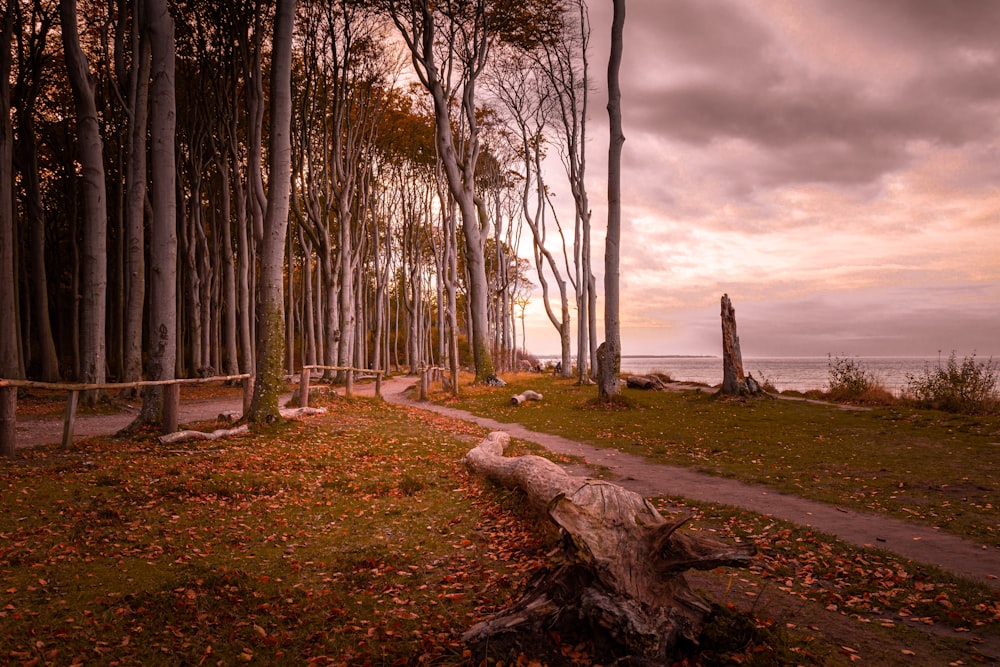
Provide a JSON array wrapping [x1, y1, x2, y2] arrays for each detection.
[[537, 354, 718, 359]]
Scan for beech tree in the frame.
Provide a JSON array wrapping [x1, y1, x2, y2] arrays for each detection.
[[249, 0, 296, 423], [134, 0, 178, 426], [384, 0, 496, 381], [537, 0, 595, 382], [60, 0, 109, 399], [0, 3, 18, 383], [490, 51, 573, 378], [120, 0, 150, 390], [598, 0, 624, 400], [12, 0, 59, 382]]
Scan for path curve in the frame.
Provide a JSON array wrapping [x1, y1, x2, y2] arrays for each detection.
[[377, 376, 1000, 590]]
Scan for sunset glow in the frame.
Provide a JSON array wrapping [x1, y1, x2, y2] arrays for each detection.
[[524, 0, 1000, 358]]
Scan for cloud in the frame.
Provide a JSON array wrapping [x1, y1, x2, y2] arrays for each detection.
[[521, 1, 1000, 359]]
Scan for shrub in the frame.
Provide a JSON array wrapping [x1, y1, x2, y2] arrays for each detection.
[[827, 355, 876, 396], [905, 351, 999, 415], [824, 355, 895, 404]]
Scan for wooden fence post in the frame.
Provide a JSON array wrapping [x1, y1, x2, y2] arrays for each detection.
[[163, 383, 180, 434], [0, 386, 16, 456], [419, 368, 428, 401], [345, 369, 353, 398], [300, 368, 311, 407], [62, 390, 79, 449]]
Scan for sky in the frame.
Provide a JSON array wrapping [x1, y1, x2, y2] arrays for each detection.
[[519, 0, 1000, 359]]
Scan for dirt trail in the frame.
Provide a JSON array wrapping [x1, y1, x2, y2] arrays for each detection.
[[12, 375, 999, 590], [12, 393, 293, 448], [374, 377, 1000, 591]]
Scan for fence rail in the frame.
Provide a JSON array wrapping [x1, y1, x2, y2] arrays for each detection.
[[1, 366, 393, 457], [0, 374, 253, 456], [298, 365, 385, 405]]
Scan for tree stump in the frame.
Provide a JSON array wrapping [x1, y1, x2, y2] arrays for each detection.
[[510, 390, 543, 406], [720, 294, 762, 396], [463, 431, 755, 661]]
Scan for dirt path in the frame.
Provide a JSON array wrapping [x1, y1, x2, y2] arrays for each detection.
[[375, 376, 1000, 591], [13, 376, 999, 591], [12, 393, 293, 449]]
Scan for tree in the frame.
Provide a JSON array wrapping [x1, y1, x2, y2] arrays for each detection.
[[249, 0, 296, 423], [598, 0, 624, 401], [131, 0, 178, 428], [536, 0, 594, 382], [489, 50, 573, 378], [0, 2, 18, 383], [60, 0, 108, 398], [12, 0, 60, 382], [0, 6, 12, 449], [119, 0, 150, 390], [384, 0, 496, 382]]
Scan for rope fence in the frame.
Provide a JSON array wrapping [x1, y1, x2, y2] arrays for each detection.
[[1, 365, 392, 456], [0, 374, 253, 456]]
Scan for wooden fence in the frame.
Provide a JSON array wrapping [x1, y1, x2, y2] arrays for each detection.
[[0, 374, 253, 456], [0, 365, 392, 456], [298, 366, 384, 406]]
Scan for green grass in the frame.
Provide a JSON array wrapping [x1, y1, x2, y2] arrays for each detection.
[[436, 374, 1000, 547]]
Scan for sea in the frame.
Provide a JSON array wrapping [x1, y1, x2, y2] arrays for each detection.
[[539, 355, 947, 394]]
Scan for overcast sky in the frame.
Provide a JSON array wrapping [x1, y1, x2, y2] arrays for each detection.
[[520, 0, 1000, 358]]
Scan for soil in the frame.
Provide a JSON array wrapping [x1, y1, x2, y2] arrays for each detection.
[[8, 375, 999, 664]]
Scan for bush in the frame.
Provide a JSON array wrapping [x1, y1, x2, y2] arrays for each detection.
[[826, 355, 883, 399], [905, 351, 999, 415]]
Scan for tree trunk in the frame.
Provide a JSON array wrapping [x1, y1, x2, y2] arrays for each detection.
[[0, 3, 18, 382], [215, 154, 240, 375], [598, 0, 625, 401], [122, 11, 150, 390], [12, 5, 60, 382], [720, 294, 762, 396], [463, 431, 755, 661], [249, 0, 296, 423], [61, 0, 108, 399], [135, 0, 178, 427]]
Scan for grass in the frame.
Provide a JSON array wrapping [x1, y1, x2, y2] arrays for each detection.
[[435, 373, 1000, 547], [3, 377, 998, 665], [0, 396, 565, 665]]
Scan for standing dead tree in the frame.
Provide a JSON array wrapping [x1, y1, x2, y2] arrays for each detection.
[[463, 431, 755, 662], [720, 294, 762, 396]]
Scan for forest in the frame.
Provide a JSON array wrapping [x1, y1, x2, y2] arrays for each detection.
[[0, 0, 627, 424]]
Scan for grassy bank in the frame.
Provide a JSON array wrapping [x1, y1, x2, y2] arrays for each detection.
[[435, 374, 1000, 547]]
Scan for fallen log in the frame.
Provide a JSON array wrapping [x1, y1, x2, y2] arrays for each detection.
[[160, 424, 249, 444], [625, 374, 668, 391], [510, 390, 543, 406], [159, 407, 327, 444], [463, 431, 755, 662]]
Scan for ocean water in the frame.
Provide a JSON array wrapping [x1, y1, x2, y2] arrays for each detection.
[[544, 356, 944, 393]]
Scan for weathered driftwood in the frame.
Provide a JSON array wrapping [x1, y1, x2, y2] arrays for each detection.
[[510, 390, 543, 406], [625, 374, 668, 391], [159, 406, 327, 444], [720, 294, 762, 396], [463, 431, 755, 661], [160, 424, 250, 444]]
